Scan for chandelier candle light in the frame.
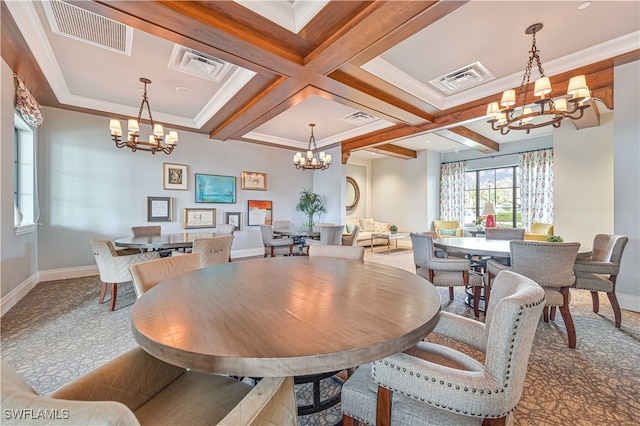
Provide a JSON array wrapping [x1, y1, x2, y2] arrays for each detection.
[[109, 78, 178, 155], [293, 123, 331, 171], [486, 23, 591, 135]]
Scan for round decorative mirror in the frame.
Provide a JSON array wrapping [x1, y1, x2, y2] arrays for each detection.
[[346, 176, 360, 214]]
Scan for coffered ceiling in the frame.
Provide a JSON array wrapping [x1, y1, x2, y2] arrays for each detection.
[[3, 1, 639, 160]]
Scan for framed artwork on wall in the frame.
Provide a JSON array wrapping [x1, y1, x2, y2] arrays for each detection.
[[225, 212, 243, 231], [195, 174, 236, 203], [241, 171, 267, 190], [183, 208, 216, 229], [247, 200, 272, 226], [147, 196, 172, 222], [163, 163, 188, 190]]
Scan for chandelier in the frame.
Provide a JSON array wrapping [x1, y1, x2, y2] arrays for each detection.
[[293, 123, 331, 170], [486, 23, 591, 135], [108, 78, 178, 154]]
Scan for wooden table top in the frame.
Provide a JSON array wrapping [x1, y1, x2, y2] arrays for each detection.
[[114, 232, 216, 249], [131, 256, 441, 377], [434, 237, 590, 257]]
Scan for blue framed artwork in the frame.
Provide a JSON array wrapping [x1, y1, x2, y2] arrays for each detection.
[[195, 174, 236, 203]]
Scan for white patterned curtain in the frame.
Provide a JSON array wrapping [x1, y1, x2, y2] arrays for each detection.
[[519, 149, 554, 229], [14, 74, 44, 127], [439, 161, 466, 224]]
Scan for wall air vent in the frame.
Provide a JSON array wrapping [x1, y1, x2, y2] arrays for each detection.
[[429, 62, 495, 95], [340, 111, 378, 126], [168, 45, 234, 83], [42, 0, 132, 55]]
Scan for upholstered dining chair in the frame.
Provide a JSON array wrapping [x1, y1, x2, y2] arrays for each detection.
[[131, 225, 161, 237], [484, 227, 526, 240], [1, 347, 298, 426], [433, 220, 463, 238], [341, 224, 361, 246], [488, 240, 580, 348], [573, 234, 629, 328], [193, 235, 234, 266], [129, 252, 202, 298], [216, 223, 236, 235], [308, 244, 365, 261], [305, 225, 344, 253], [410, 232, 483, 317], [90, 238, 159, 311], [341, 270, 545, 426], [260, 224, 294, 257]]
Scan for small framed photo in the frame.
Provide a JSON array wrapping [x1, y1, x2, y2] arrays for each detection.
[[163, 163, 188, 190], [225, 212, 243, 231], [147, 196, 172, 222], [195, 174, 236, 203], [241, 171, 267, 191], [247, 200, 272, 226], [184, 208, 216, 229]]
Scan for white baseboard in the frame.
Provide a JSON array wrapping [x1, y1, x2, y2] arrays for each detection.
[[1, 272, 39, 317], [230, 247, 264, 259], [39, 265, 99, 282], [618, 292, 640, 313]]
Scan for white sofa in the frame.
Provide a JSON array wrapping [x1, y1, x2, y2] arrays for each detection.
[[346, 217, 391, 247]]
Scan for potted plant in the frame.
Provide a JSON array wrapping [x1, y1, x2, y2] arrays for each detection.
[[389, 225, 398, 234], [546, 235, 564, 242], [475, 216, 484, 231], [296, 188, 326, 228]]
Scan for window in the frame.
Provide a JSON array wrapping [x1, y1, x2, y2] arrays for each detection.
[[14, 112, 36, 234], [464, 167, 521, 228]]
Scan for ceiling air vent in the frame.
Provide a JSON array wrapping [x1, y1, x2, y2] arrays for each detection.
[[340, 111, 378, 126], [429, 62, 495, 95], [168, 45, 234, 83], [42, 0, 132, 55]]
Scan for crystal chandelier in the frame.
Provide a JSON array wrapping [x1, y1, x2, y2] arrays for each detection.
[[109, 78, 178, 154], [486, 23, 591, 135], [293, 124, 331, 171]]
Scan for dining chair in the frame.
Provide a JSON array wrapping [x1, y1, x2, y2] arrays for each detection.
[[341, 224, 361, 246], [484, 227, 526, 240], [305, 225, 344, 254], [193, 235, 234, 266], [573, 234, 629, 328], [129, 252, 202, 298], [216, 223, 236, 235], [410, 232, 483, 317], [90, 238, 160, 311], [488, 240, 580, 348], [1, 347, 298, 426], [341, 270, 545, 426], [308, 244, 365, 261], [131, 225, 161, 237], [259, 224, 294, 257]]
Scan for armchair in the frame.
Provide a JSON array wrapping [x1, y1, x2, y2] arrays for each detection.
[[342, 225, 361, 246], [260, 225, 294, 257], [129, 253, 202, 298], [305, 225, 344, 253], [433, 220, 463, 238], [524, 223, 554, 241], [193, 235, 234, 266], [341, 270, 545, 426]]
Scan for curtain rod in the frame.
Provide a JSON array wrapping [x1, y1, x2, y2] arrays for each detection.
[[441, 147, 552, 164]]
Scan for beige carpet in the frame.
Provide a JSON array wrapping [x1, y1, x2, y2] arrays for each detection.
[[2, 250, 639, 425]]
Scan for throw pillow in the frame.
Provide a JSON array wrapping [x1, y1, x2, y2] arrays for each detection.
[[346, 223, 355, 233], [360, 218, 375, 232], [439, 228, 457, 236], [374, 222, 389, 233]]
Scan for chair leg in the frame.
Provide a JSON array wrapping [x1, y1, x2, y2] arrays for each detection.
[[473, 286, 480, 318], [376, 386, 391, 426], [448, 286, 454, 301], [342, 415, 358, 426], [109, 283, 117, 311], [591, 291, 600, 313], [559, 304, 576, 349], [270, 246, 275, 257], [549, 306, 556, 321], [99, 282, 107, 304], [607, 291, 622, 328], [484, 273, 493, 312], [543, 306, 549, 322], [483, 417, 507, 426]]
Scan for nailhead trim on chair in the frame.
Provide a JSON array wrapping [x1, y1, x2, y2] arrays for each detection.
[[373, 295, 545, 419]]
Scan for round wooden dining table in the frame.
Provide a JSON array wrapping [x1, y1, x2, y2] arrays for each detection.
[[131, 256, 441, 378]]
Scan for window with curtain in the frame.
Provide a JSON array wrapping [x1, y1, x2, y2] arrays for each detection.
[[519, 149, 554, 230], [439, 161, 465, 224], [464, 167, 520, 227]]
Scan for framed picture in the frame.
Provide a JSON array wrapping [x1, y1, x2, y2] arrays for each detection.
[[225, 212, 243, 231], [163, 163, 188, 190], [247, 200, 272, 226], [147, 196, 172, 222], [195, 174, 236, 203], [241, 171, 267, 191], [183, 208, 216, 229]]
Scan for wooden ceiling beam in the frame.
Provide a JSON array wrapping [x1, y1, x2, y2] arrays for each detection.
[[434, 127, 499, 153], [365, 144, 418, 160]]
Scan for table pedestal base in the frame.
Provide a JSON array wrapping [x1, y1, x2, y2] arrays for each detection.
[[295, 371, 343, 416]]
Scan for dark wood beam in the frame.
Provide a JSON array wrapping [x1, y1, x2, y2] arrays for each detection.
[[434, 127, 499, 153], [366, 144, 418, 160]]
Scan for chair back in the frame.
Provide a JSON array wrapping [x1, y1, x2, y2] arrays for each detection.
[[410, 232, 435, 269], [216, 223, 236, 235], [218, 376, 297, 426], [273, 220, 291, 231], [259, 224, 275, 244], [433, 220, 461, 238], [193, 236, 234, 266], [89, 238, 122, 282], [341, 225, 361, 246], [131, 225, 161, 237], [308, 245, 365, 261], [485, 227, 525, 240], [319, 225, 344, 245], [129, 253, 202, 298], [510, 241, 580, 288], [591, 234, 628, 262], [482, 270, 545, 413], [529, 223, 553, 235]]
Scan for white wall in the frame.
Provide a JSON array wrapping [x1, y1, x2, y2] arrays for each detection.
[[310, 145, 345, 226]]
